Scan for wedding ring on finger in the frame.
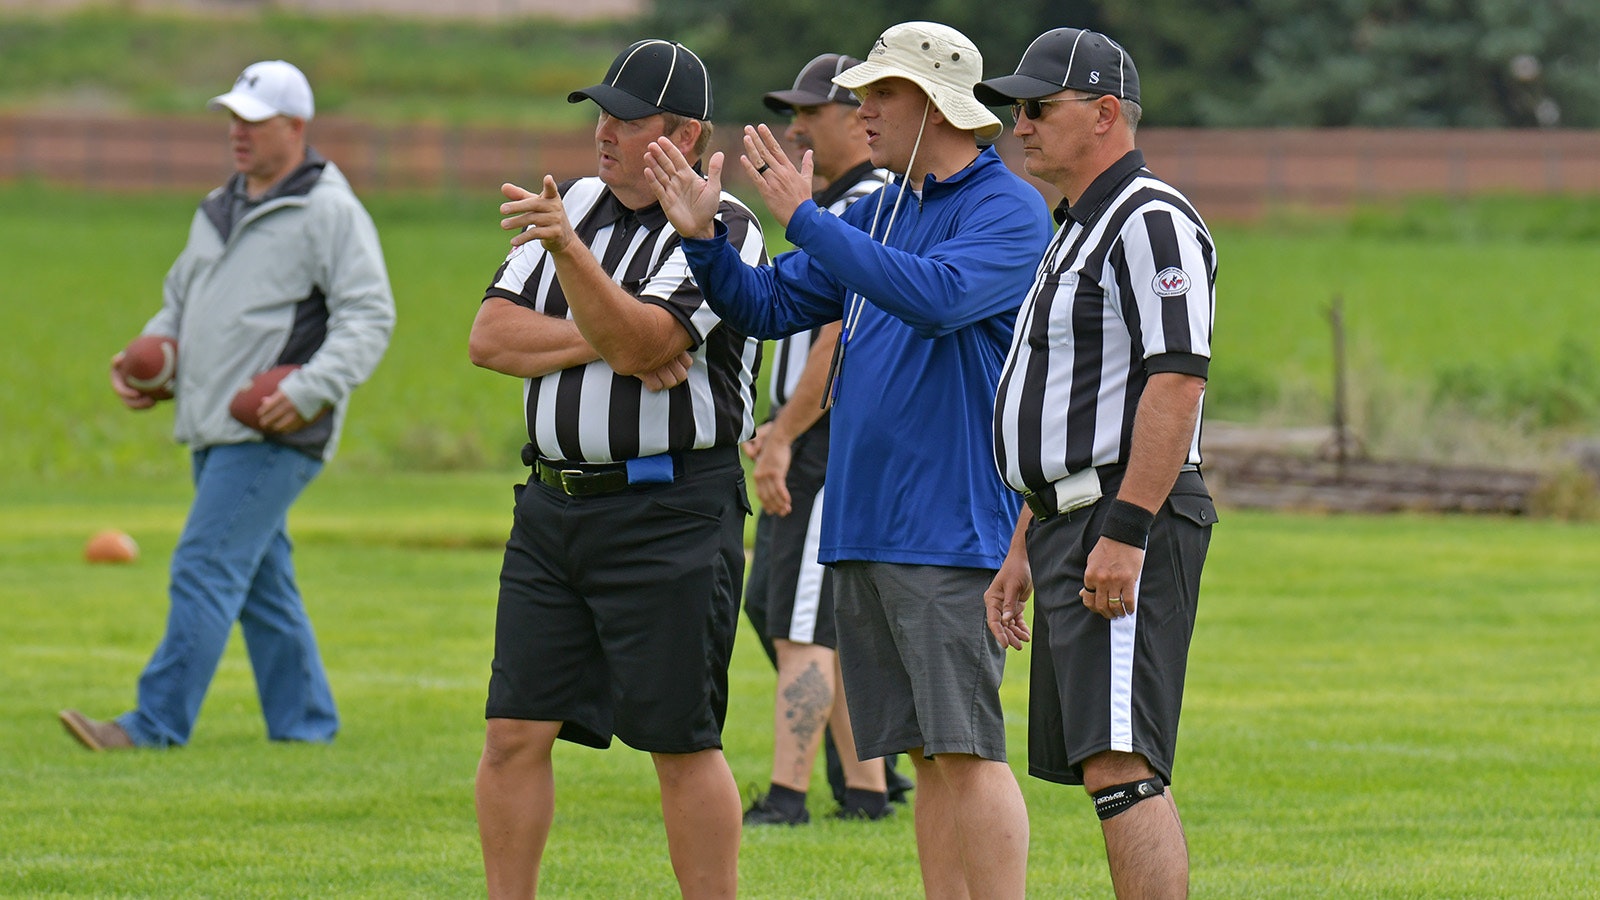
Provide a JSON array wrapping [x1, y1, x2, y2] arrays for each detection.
[[755, 162, 771, 175]]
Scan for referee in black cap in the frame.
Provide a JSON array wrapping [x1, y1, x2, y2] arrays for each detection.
[[977, 27, 1219, 899], [468, 38, 767, 900]]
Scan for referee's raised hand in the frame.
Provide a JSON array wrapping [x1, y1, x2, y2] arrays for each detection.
[[644, 136, 722, 240], [502, 176, 577, 252]]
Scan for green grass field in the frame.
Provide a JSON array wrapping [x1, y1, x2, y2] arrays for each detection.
[[4, 473, 1598, 897], [3, 183, 1599, 895]]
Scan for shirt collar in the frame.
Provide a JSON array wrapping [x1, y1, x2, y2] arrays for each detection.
[[589, 188, 670, 231], [1058, 149, 1146, 226], [589, 162, 703, 231], [814, 159, 880, 207], [228, 146, 328, 205], [919, 144, 1002, 195]]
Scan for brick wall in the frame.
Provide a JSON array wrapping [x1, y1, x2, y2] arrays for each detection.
[[3, 115, 1596, 220]]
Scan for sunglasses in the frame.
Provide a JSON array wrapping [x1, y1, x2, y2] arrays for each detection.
[[1010, 96, 1100, 122]]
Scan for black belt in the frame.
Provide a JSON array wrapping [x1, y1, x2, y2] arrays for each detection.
[[524, 445, 739, 497], [1025, 464, 1200, 522], [535, 459, 633, 496]]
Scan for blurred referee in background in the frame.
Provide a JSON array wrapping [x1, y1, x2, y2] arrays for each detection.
[[979, 27, 1219, 899], [467, 38, 765, 900], [738, 51, 905, 827]]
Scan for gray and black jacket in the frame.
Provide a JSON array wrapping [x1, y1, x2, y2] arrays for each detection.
[[144, 149, 395, 461]]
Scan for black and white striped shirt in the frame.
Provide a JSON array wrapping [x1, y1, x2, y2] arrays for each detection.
[[485, 176, 767, 463], [993, 150, 1216, 495], [767, 161, 888, 407]]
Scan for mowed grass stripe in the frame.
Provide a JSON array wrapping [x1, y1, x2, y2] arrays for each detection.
[[3, 475, 1597, 896]]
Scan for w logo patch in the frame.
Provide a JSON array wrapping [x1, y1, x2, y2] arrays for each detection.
[[1152, 267, 1191, 297]]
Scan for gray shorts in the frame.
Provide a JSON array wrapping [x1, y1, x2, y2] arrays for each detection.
[[831, 561, 1008, 762]]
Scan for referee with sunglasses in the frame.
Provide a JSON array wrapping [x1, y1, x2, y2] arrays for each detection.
[[977, 28, 1219, 899]]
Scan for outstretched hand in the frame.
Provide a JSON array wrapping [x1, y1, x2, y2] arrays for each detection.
[[740, 124, 814, 228], [502, 176, 576, 252], [644, 137, 722, 240]]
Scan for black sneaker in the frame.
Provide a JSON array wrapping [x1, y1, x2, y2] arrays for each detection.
[[831, 802, 896, 822], [743, 792, 810, 826]]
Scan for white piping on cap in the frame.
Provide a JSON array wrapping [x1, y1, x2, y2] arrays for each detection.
[[612, 40, 657, 87], [656, 45, 677, 108], [1106, 35, 1128, 99], [830, 55, 850, 103], [1063, 29, 1087, 90], [677, 42, 711, 118], [1016, 30, 1061, 88]]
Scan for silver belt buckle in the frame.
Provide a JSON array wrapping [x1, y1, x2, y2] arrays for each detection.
[[560, 469, 585, 494]]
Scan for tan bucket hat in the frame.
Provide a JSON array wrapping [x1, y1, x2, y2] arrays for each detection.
[[833, 21, 1003, 142]]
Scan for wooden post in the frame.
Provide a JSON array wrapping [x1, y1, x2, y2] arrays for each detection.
[[1329, 295, 1348, 475]]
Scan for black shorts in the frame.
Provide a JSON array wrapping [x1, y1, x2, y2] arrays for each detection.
[[1026, 470, 1216, 785], [485, 448, 749, 753], [743, 416, 835, 650]]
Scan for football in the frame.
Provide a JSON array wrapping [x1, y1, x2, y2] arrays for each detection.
[[84, 529, 139, 564], [117, 335, 177, 399], [229, 364, 302, 432]]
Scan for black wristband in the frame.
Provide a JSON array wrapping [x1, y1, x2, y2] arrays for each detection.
[[1100, 498, 1155, 549]]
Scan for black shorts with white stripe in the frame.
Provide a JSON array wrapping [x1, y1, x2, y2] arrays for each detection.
[[743, 415, 835, 650], [1024, 470, 1216, 785]]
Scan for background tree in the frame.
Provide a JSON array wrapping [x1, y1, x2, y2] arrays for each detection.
[[1231, 0, 1600, 127], [1098, 0, 1263, 127], [647, 0, 1600, 128]]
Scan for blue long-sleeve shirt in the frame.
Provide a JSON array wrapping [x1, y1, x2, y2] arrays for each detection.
[[682, 146, 1050, 568]]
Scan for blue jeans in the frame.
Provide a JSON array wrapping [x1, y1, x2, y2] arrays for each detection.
[[118, 442, 337, 747]]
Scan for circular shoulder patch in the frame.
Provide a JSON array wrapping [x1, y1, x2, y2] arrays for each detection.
[[1152, 267, 1191, 297]]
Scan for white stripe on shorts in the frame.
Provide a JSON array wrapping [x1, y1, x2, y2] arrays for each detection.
[[1109, 602, 1137, 752], [788, 485, 828, 643]]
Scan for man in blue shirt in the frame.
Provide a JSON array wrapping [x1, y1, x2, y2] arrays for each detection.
[[645, 21, 1049, 899]]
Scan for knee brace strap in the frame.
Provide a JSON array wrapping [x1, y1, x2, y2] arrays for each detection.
[[1091, 778, 1165, 821]]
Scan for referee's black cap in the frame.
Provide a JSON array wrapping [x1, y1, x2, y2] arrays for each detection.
[[763, 53, 863, 116], [973, 27, 1139, 106], [568, 39, 713, 121]]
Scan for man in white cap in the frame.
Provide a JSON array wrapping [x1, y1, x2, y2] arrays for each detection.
[[977, 27, 1219, 899], [646, 21, 1049, 898], [62, 60, 394, 752]]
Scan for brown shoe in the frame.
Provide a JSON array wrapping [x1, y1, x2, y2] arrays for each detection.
[[59, 709, 137, 751]]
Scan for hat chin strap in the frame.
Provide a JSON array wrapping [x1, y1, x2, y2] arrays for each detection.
[[824, 97, 930, 407]]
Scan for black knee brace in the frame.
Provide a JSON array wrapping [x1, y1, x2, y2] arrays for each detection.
[[1091, 778, 1165, 820]]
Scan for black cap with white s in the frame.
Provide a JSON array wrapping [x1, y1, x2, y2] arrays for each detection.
[[568, 39, 713, 121], [973, 27, 1140, 106]]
